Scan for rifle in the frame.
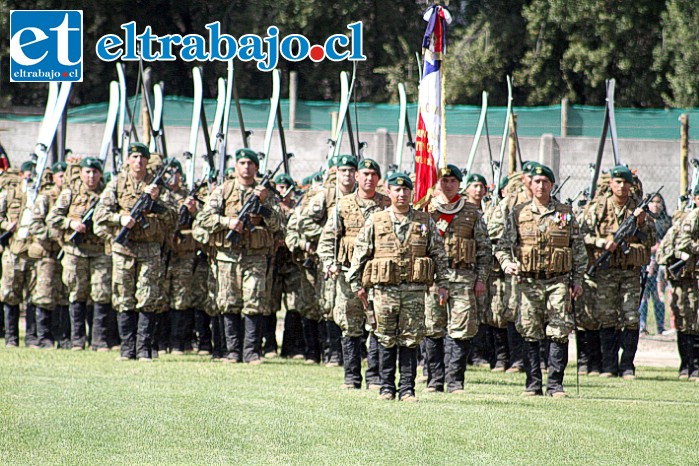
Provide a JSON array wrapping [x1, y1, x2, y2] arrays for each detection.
[[586, 186, 663, 277], [0, 229, 13, 247], [177, 179, 206, 227], [551, 175, 571, 200], [114, 158, 175, 246], [68, 198, 100, 245], [224, 158, 288, 244]]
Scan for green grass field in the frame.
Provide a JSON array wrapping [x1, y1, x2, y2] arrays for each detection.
[[1, 348, 697, 465]]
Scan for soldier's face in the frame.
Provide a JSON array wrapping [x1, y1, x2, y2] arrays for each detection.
[[169, 172, 182, 188], [21, 170, 33, 181], [337, 167, 356, 188], [277, 183, 291, 197], [530, 175, 552, 199], [648, 195, 663, 215], [356, 169, 378, 193], [610, 178, 630, 198], [389, 185, 411, 208], [127, 153, 148, 174], [53, 171, 65, 188], [465, 182, 486, 203], [81, 167, 102, 190], [439, 176, 460, 199], [236, 159, 257, 180]]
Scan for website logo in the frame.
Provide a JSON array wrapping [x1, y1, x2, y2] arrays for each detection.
[[96, 21, 366, 71], [10, 10, 83, 82]]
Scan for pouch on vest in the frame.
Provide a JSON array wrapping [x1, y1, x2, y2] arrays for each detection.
[[551, 247, 572, 273], [412, 257, 435, 285]]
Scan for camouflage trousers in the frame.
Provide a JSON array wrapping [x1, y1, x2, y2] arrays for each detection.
[[216, 255, 270, 316], [111, 244, 163, 313], [484, 272, 513, 329], [163, 254, 195, 311], [578, 280, 599, 330], [587, 268, 641, 330], [1, 251, 35, 306], [332, 271, 364, 337], [273, 261, 321, 321], [424, 288, 447, 339], [205, 260, 220, 317], [32, 256, 68, 309], [190, 254, 209, 311], [61, 252, 111, 304], [516, 275, 573, 343], [320, 274, 336, 321], [373, 283, 426, 349], [425, 269, 478, 340], [668, 278, 699, 334]]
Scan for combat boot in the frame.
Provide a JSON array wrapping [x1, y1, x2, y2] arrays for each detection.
[[619, 328, 639, 379], [575, 330, 589, 375], [262, 313, 278, 358], [281, 311, 304, 358], [194, 310, 212, 355], [25, 304, 38, 348], [492, 327, 509, 372], [446, 336, 471, 393], [398, 345, 418, 400], [522, 340, 543, 396], [507, 322, 524, 372], [35, 307, 55, 349], [154, 312, 170, 355], [378, 344, 397, 398], [105, 306, 120, 350], [677, 332, 690, 379], [91, 302, 110, 351], [423, 336, 445, 392], [69, 302, 87, 350], [136, 311, 156, 360], [243, 314, 263, 364], [117, 311, 138, 359], [599, 327, 619, 377], [52, 305, 71, 349], [546, 340, 568, 396], [587, 330, 602, 375], [340, 336, 362, 389], [222, 313, 242, 362], [540, 338, 550, 371], [326, 320, 343, 367], [210, 314, 225, 360], [301, 317, 320, 364], [469, 323, 491, 367], [688, 334, 699, 381], [4, 304, 19, 346], [169, 309, 185, 354], [365, 331, 381, 389]]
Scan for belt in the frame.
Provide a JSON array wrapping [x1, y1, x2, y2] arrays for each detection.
[[448, 259, 475, 270], [519, 271, 567, 280]]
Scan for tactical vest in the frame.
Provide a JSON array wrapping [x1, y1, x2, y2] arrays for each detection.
[[514, 202, 574, 275], [169, 186, 197, 256], [211, 179, 273, 254], [659, 210, 695, 278], [362, 210, 434, 287], [589, 195, 649, 269], [430, 201, 478, 269], [115, 171, 166, 243], [336, 193, 388, 266], [64, 183, 104, 251], [28, 185, 61, 259], [4, 181, 29, 256]]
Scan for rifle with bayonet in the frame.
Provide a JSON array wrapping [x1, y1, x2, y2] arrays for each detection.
[[114, 158, 174, 245], [586, 186, 663, 277], [224, 158, 288, 244]]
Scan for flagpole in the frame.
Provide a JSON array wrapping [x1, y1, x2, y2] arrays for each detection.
[[440, 58, 447, 171]]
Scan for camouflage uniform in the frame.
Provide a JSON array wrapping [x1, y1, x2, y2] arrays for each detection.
[[670, 209, 699, 379], [48, 177, 115, 350], [93, 169, 176, 360], [194, 178, 281, 363], [318, 190, 390, 388], [424, 196, 491, 392], [496, 198, 587, 395], [581, 193, 655, 377], [348, 207, 451, 400], [0, 177, 37, 347]]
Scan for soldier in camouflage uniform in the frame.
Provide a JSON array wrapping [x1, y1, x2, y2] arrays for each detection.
[[348, 172, 451, 402], [93, 142, 177, 361], [159, 158, 199, 354], [48, 157, 115, 351], [496, 165, 586, 397], [668, 187, 699, 381], [29, 161, 69, 349], [194, 148, 282, 364], [581, 166, 655, 379], [1, 161, 38, 347], [423, 168, 491, 394], [302, 155, 356, 366], [318, 158, 390, 390]]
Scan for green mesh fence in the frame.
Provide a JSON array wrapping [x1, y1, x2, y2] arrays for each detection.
[[3, 96, 699, 140]]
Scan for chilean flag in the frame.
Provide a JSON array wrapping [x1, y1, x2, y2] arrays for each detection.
[[414, 5, 451, 208]]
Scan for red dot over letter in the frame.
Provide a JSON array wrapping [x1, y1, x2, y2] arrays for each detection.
[[62, 72, 68, 77], [310, 45, 325, 62]]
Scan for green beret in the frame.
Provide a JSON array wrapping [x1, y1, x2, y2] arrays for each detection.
[[336, 155, 358, 169], [327, 156, 337, 169], [79, 157, 103, 172], [466, 173, 487, 186], [274, 173, 295, 186], [358, 158, 381, 177], [522, 160, 539, 173], [224, 167, 236, 176], [530, 164, 555, 183], [387, 172, 413, 190], [235, 148, 260, 166], [103, 172, 113, 183], [499, 175, 509, 191], [302, 170, 324, 185], [165, 158, 183, 174], [129, 142, 150, 159], [20, 161, 35, 173], [610, 165, 634, 184], [51, 161, 67, 173], [440, 164, 463, 182]]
